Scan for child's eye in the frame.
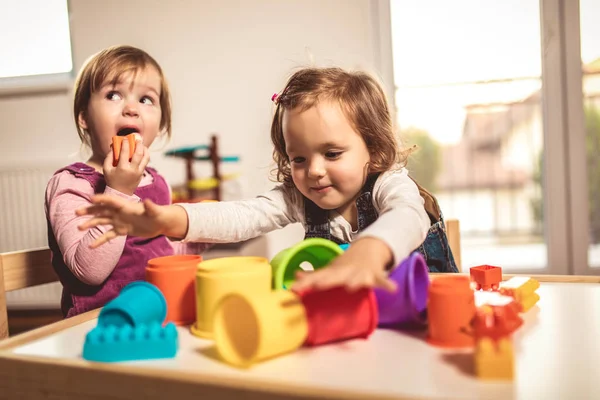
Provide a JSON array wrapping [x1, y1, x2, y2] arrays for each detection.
[[140, 96, 154, 105], [106, 91, 121, 101], [325, 151, 342, 159], [291, 157, 306, 164]]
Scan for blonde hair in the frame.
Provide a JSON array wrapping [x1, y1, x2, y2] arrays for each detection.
[[73, 45, 172, 148], [270, 67, 408, 187]]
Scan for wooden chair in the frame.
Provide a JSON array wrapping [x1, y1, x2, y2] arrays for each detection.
[[0, 248, 59, 339], [445, 219, 462, 272]]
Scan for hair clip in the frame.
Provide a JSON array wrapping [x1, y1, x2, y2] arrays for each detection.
[[271, 93, 279, 104]]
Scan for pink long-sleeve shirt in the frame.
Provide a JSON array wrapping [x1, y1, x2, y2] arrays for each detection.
[[45, 169, 209, 286]]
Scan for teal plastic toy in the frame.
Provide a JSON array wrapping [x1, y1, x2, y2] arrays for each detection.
[[83, 281, 178, 363], [98, 281, 167, 327], [270, 238, 344, 289], [83, 322, 178, 363]]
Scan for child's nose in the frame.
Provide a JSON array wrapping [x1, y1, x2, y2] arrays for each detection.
[[308, 161, 326, 179], [123, 102, 139, 117]]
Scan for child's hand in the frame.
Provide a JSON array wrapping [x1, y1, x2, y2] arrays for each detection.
[[291, 237, 397, 293], [76, 195, 187, 248], [104, 136, 149, 196]]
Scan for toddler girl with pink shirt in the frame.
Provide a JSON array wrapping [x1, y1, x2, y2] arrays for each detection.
[[45, 45, 208, 318]]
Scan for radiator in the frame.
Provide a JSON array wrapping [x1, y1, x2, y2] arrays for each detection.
[[0, 165, 62, 309]]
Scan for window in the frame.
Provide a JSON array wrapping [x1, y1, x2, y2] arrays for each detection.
[[0, 0, 73, 93], [390, 0, 546, 272], [387, 0, 599, 274]]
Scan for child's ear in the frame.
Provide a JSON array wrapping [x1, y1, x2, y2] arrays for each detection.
[[77, 112, 88, 130]]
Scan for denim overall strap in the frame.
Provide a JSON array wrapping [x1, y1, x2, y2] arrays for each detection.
[[410, 178, 458, 273], [303, 173, 381, 245]]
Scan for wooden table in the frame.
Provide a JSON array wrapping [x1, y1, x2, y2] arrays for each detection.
[[0, 275, 598, 400]]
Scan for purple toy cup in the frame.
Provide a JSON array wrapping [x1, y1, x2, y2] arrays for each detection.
[[374, 252, 430, 327]]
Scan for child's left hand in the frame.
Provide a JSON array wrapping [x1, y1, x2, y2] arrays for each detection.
[[290, 237, 397, 293]]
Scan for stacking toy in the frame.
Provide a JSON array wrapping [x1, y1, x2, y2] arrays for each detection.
[[470, 265, 502, 291], [83, 321, 178, 362], [427, 275, 476, 348], [85, 281, 179, 362], [146, 254, 202, 325], [374, 252, 430, 327], [98, 281, 167, 327], [112, 133, 138, 166], [213, 290, 308, 368], [298, 286, 378, 346], [191, 256, 271, 339], [270, 238, 343, 289]]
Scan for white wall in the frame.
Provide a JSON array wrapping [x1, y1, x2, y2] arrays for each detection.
[[0, 0, 389, 258]]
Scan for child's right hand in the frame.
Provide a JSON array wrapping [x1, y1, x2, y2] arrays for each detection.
[[103, 136, 149, 196], [76, 196, 187, 248]]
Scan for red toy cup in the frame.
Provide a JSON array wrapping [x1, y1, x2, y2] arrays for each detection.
[[298, 286, 378, 346]]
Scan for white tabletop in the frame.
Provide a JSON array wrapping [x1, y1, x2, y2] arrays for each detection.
[[10, 282, 600, 400]]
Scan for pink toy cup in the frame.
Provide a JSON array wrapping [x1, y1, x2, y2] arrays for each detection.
[[297, 286, 378, 346]]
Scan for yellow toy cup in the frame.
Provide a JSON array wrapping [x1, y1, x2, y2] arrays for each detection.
[[191, 256, 271, 339], [213, 290, 308, 368]]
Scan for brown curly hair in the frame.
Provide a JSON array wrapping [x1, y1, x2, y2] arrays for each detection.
[[73, 45, 172, 148], [270, 67, 408, 187]]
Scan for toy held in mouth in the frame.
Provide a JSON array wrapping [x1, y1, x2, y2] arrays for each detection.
[[112, 128, 142, 166]]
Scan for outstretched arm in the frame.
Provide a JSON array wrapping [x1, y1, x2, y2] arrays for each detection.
[[76, 196, 188, 248], [77, 184, 302, 248]]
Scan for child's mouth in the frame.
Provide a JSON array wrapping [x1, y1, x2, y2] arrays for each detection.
[[116, 127, 139, 137], [311, 185, 332, 193]]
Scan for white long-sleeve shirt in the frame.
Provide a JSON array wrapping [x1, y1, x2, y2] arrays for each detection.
[[178, 168, 430, 266]]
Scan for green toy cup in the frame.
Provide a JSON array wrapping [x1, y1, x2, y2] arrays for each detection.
[[270, 238, 344, 289]]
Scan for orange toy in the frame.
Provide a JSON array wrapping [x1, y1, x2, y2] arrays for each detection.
[[427, 276, 476, 348], [470, 265, 502, 291], [472, 303, 523, 341], [112, 134, 137, 166], [146, 254, 202, 325]]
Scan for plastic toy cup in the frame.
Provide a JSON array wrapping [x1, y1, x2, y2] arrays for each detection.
[[112, 134, 137, 166], [374, 252, 430, 327], [213, 290, 308, 368], [270, 238, 343, 289], [427, 275, 476, 348], [298, 286, 378, 346], [191, 256, 271, 339], [98, 281, 167, 327], [146, 254, 202, 325]]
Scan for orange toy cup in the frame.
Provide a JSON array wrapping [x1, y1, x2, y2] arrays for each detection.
[[145, 254, 202, 325], [112, 134, 137, 166], [427, 275, 476, 348]]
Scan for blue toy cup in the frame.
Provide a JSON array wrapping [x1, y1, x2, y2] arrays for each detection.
[[374, 252, 430, 327], [98, 281, 167, 327]]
